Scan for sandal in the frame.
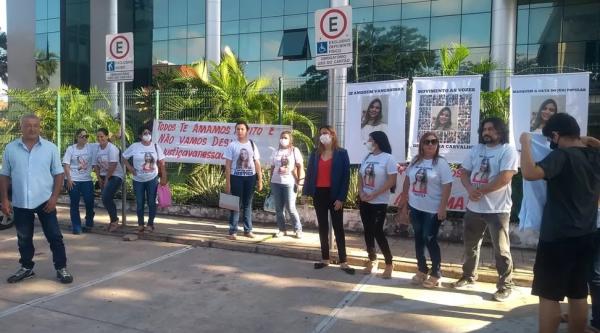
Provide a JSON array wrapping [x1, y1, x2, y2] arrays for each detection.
[[108, 222, 118, 232], [423, 276, 440, 288], [146, 225, 155, 233], [138, 226, 145, 234]]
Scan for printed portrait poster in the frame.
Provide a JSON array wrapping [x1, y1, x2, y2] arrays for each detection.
[[408, 75, 481, 163], [345, 80, 407, 164], [510, 72, 590, 149]]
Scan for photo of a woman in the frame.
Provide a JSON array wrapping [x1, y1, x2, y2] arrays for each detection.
[[472, 157, 490, 185], [236, 148, 251, 169], [433, 107, 452, 130], [412, 168, 427, 194], [530, 98, 558, 132], [361, 97, 388, 143], [142, 152, 154, 172], [363, 163, 375, 188]]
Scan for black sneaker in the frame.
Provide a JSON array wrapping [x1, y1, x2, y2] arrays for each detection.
[[56, 268, 73, 284], [7, 267, 35, 283], [493, 288, 512, 302], [82, 226, 93, 233], [451, 277, 476, 289]]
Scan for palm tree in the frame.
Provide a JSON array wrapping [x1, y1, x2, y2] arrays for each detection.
[[35, 51, 59, 88]]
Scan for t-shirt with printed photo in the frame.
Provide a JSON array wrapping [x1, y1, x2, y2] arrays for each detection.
[[359, 152, 397, 204], [122, 142, 165, 182], [407, 158, 453, 214], [224, 140, 260, 176], [270, 147, 303, 185], [62, 143, 94, 182], [93, 142, 124, 179], [462, 144, 518, 213]]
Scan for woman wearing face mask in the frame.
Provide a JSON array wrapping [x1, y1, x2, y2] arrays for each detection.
[[359, 131, 397, 278], [270, 131, 304, 238], [303, 126, 354, 274], [62, 128, 95, 234], [92, 128, 124, 232], [122, 127, 168, 233]]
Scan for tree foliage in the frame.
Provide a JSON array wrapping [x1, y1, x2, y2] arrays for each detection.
[[0, 30, 7, 86]]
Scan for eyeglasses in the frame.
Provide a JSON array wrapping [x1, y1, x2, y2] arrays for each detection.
[[79, 134, 89, 139], [424, 139, 438, 145]]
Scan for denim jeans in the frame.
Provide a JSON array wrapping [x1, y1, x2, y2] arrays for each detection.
[[462, 210, 513, 290], [313, 187, 347, 263], [100, 176, 122, 223], [590, 230, 600, 330], [67, 180, 95, 232], [13, 202, 67, 270], [360, 201, 393, 265], [229, 175, 256, 234], [409, 206, 442, 278], [271, 182, 302, 232], [132, 177, 158, 227]]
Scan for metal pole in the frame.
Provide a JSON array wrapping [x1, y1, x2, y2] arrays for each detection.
[[56, 91, 62, 152], [155, 90, 160, 120], [120, 82, 127, 226], [278, 77, 283, 125]]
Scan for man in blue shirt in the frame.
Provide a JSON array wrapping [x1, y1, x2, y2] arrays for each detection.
[[0, 114, 73, 284]]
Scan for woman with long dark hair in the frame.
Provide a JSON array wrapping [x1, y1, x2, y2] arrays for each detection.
[[530, 99, 558, 132], [433, 107, 452, 130], [358, 131, 397, 278]]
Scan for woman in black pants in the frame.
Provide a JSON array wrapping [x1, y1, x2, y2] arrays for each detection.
[[303, 125, 354, 274], [358, 131, 397, 278]]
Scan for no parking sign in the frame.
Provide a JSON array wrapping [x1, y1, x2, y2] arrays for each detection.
[[314, 6, 353, 70]]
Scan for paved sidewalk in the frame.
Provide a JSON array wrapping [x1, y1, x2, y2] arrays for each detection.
[[55, 205, 535, 286]]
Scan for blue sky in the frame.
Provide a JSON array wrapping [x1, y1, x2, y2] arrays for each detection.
[[0, 0, 5, 32]]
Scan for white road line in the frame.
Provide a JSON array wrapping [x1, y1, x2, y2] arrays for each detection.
[[312, 273, 373, 333], [0, 245, 193, 319]]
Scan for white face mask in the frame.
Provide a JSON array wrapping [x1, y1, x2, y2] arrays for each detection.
[[142, 134, 152, 142], [279, 138, 290, 147], [319, 134, 332, 145], [365, 141, 375, 153]]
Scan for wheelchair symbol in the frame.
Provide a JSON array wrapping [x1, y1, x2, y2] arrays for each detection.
[[317, 42, 328, 54]]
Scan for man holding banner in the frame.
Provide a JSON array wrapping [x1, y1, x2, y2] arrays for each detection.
[[451, 117, 518, 302]]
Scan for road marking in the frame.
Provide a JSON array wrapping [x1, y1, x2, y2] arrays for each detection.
[[312, 273, 373, 333], [0, 245, 193, 319]]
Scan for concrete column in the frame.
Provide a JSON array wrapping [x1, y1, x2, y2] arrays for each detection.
[[7, 0, 36, 89], [206, 0, 221, 64], [328, 0, 348, 145], [490, 0, 517, 90], [90, 0, 118, 94]]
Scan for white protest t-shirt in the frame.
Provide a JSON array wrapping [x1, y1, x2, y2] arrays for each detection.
[[359, 152, 397, 204], [462, 144, 518, 213], [518, 134, 550, 232], [224, 140, 260, 176], [361, 123, 388, 144], [270, 147, 303, 185], [62, 143, 94, 182], [407, 158, 453, 214], [122, 142, 165, 182], [93, 142, 125, 179]]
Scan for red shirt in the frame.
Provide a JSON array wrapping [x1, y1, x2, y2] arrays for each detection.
[[316, 157, 332, 187]]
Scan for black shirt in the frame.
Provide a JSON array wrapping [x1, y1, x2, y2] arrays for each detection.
[[537, 147, 600, 241]]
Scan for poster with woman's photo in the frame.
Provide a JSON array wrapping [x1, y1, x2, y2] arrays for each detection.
[[408, 75, 481, 163], [510, 73, 590, 149], [345, 80, 407, 163]]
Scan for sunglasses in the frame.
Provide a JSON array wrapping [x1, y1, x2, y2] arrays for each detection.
[[424, 139, 438, 145], [79, 134, 89, 139]]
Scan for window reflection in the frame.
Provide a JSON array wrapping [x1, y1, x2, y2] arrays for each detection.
[[239, 33, 261, 61], [528, 7, 561, 44], [430, 15, 460, 49], [432, 0, 461, 17], [461, 13, 491, 47]]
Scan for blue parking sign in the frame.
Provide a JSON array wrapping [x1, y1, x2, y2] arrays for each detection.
[[317, 42, 328, 55]]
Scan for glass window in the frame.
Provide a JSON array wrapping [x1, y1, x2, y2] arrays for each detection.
[[464, 47, 490, 63], [153, 40, 168, 64], [350, 0, 373, 8], [374, 4, 401, 22], [35, 34, 47, 54], [48, 0, 60, 18], [531, 43, 559, 67], [239, 33, 261, 61], [515, 44, 528, 69], [261, 31, 284, 60], [402, 1, 430, 19], [153, 28, 169, 40], [240, 19, 262, 33], [308, 0, 328, 12], [168, 39, 187, 64], [516, 9, 529, 44], [560, 41, 587, 65], [240, 0, 261, 19], [279, 29, 310, 59], [372, 20, 400, 46], [263, 17, 283, 31], [529, 7, 561, 44], [353, 7, 374, 24], [48, 32, 61, 57], [47, 18, 60, 32], [169, 26, 187, 39], [430, 15, 460, 49], [243, 61, 261, 80], [262, 0, 284, 17], [402, 18, 430, 51], [36, 0, 48, 20], [374, 0, 401, 5], [461, 13, 491, 47], [36, 20, 48, 34], [221, 20, 239, 35], [461, 0, 491, 14], [188, 0, 205, 24], [187, 37, 205, 63], [261, 60, 283, 79], [188, 24, 205, 38], [154, 0, 169, 27], [284, 60, 308, 77], [221, 35, 239, 53], [562, 4, 600, 42], [169, 0, 188, 26], [285, 0, 307, 15], [284, 14, 307, 30], [221, 0, 239, 21], [432, 0, 461, 17]]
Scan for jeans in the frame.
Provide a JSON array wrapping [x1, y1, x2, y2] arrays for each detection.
[[462, 210, 513, 290], [313, 187, 347, 263], [100, 176, 122, 223], [13, 202, 67, 270], [590, 230, 600, 330], [229, 175, 256, 234], [409, 206, 442, 277], [360, 201, 393, 265], [67, 180, 95, 232], [271, 182, 302, 232], [132, 177, 158, 227]]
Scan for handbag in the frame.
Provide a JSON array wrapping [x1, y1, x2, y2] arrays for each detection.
[[219, 192, 240, 211], [157, 183, 172, 208], [263, 191, 276, 213]]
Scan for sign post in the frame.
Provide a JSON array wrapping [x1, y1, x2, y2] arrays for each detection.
[[314, 6, 353, 70], [106, 32, 134, 226]]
